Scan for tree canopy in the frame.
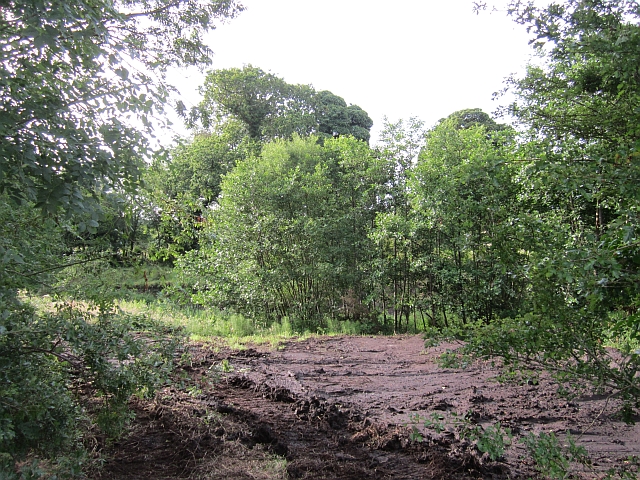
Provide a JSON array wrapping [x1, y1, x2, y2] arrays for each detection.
[[1, 0, 243, 215], [462, 0, 640, 420], [190, 65, 373, 143], [176, 135, 386, 327], [439, 108, 508, 132]]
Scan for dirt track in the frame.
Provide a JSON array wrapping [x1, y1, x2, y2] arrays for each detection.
[[96, 335, 640, 479]]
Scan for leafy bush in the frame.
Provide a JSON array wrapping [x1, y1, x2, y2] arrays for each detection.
[[0, 197, 182, 472], [411, 412, 512, 461], [0, 296, 181, 459]]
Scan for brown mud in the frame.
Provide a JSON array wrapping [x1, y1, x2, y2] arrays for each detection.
[[95, 335, 640, 479]]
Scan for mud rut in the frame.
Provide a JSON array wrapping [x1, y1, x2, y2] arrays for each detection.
[[95, 335, 640, 479]]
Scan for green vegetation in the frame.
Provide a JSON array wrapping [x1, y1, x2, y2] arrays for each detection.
[[0, 0, 243, 475], [190, 65, 373, 143], [452, 0, 640, 422], [2, 0, 640, 475], [409, 412, 513, 462]]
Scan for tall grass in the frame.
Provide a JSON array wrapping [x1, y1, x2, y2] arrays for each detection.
[[114, 298, 397, 349], [44, 262, 425, 348], [115, 299, 297, 347]]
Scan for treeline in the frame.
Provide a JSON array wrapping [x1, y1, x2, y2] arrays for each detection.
[[115, 0, 640, 416], [162, 110, 519, 334], [124, 64, 522, 333]]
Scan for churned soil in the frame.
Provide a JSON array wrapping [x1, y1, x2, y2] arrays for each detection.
[[95, 335, 640, 479]]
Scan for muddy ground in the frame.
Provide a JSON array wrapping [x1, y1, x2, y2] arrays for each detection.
[[95, 335, 640, 479]]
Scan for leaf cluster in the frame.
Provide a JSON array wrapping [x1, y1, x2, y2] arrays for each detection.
[[1, 0, 243, 215]]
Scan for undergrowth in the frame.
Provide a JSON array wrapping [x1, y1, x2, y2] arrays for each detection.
[[50, 262, 413, 348], [115, 299, 385, 349]]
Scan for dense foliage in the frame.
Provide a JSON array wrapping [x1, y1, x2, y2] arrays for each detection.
[[1, 0, 242, 215], [170, 0, 640, 417], [474, 0, 640, 418], [0, 0, 241, 474], [175, 135, 386, 329], [3, 0, 640, 474], [190, 65, 373, 143]]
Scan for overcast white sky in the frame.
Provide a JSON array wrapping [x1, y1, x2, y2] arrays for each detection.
[[165, 0, 537, 144]]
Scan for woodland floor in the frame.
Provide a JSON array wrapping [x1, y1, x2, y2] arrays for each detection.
[[93, 335, 640, 479]]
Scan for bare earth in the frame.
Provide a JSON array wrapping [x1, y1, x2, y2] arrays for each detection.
[[96, 335, 640, 479]]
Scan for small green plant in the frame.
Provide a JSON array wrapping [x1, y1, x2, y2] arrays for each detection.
[[219, 359, 234, 373], [410, 411, 512, 461], [492, 364, 540, 387], [421, 412, 447, 434], [475, 422, 513, 461], [522, 431, 589, 479], [603, 455, 640, 479], [187, 385, 203, 398], [409, 426, 423, 442], [406, 412, 443, 441], [180, 351, 193, 368], [208, 359, 235, 384], [96, 406, 136, 440], [437, 350, 472, 369]]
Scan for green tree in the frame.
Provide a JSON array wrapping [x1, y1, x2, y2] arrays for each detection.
[[192, 65, 317, 140], [175, 135, 385, 329], [147, 120, 256, 206], [1, 0, 243, 215], [191, 65, 373, 143], [412, 113, 523, 327], [65, 191, 148, 262], [314, 90, 374, 143], [439, 108, 508, 132], [369, 117, 427, 331], [143, 121, 257, 262], [0, 0, 242, 471], [467, 0, 640, 418]]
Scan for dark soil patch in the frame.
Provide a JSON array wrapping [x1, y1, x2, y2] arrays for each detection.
[[94, 335, 640, 479]]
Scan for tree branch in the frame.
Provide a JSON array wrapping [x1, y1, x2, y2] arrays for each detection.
[[8, 252, 116, 278], [122, 0, 184, 20]]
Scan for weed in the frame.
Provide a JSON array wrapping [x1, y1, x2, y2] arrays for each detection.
[[493, 367, 540, 387], [187, 385, 203, 398], [420, 412, 447, 434], [409, 411, 512, 461], [475, 422, 513, 461], [1, 450, 88, 480], [219, 359, 234, 373], [208, 359, 235, 384], [409, 426, 424, 442], [603, 456, 640, 479], [521, 431, 589, 479], [180, 351, 193, 368], [437, 350, 472, 369]]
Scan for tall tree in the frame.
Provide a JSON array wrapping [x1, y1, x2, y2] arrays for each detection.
[[0, 0, 243, 470], [1, 0, 243, 215], [175, 135, 385, 329], [370, 117, 427, 331], [191, 65, 373, 142], [192, 65, 316, 140], [143, 120, 259, 262], [412, 114, 522, 327], [468, 0, 640, 418], [439, 108, 508, 132], [314, 90, 374, 143]]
